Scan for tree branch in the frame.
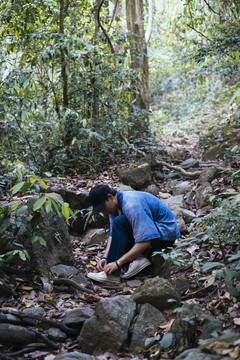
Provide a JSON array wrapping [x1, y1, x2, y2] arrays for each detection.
[[202, 0, 220, 16], [107, 0, 119, 33], [186, 24, 212, 41], [97, 0, 115, 53], [53, 277, 95, 295]]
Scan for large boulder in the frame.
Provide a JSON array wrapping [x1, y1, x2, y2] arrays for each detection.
[[166, 180, 192, 196], [116, 163, 151, 189], [0, 324, 37, 345], [78, 295, 136, 355], [129, 303, 166, 352], [179, 158, 200, 169], [132, 277, 180, 311], [35, 214, 74, 269], [202, 135, 240, 161]]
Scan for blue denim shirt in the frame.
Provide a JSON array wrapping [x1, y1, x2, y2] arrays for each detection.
[[109, 191, 180, 242]]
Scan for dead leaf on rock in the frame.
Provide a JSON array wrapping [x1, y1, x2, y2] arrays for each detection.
[[80, 294, 100, 302]]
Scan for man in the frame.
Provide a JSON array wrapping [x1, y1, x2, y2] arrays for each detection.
[[87, 184, 180, 284]]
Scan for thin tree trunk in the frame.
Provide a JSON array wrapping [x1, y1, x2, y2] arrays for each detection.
[[60, 0, 68, 108], [125, 0, 150, 135]]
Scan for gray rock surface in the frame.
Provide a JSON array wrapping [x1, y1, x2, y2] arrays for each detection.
[[129, 303, 166, 352], [54, 352, 94, 360], [117, 163, 151, 189], [195, 183, 213, 209], [171, 304, 223, 346], [145, 184, 160, 196], [47, 327, 67, 342], [132, 277, 180, 310], [166, 180, 192, 196], [51, 265, 79, 277], [23, 306, 45, 316], [63, 307, 94, 327], [35, 214, 74, 269], [162, 195, 188, 210], [198, 167, 219, 185], [78, 295, 136, 354], [180, 158, 200, 169], [175, 348, 231, 360], [81, 228, 107, 246]]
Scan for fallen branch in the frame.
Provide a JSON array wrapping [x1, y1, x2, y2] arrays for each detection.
[[1, 344, 48, 359], [119, 132, 202, 178], [1, 310, 78, 336], [53, 277, 95, 295]]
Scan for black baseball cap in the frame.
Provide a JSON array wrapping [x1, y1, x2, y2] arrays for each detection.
[[89, 184, 112, 215]]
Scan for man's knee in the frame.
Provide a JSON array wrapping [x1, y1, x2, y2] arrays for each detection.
[[113, 215, 129, 228]]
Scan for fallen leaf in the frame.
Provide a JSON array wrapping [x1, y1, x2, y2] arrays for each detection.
[[159, 318, 175, 329], [80, 294, 100, 302], [90, 260, 97, 266], [233, 318, 240, 325]]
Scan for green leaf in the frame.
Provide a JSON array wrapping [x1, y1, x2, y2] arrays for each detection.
[[39, 179, 48, 189], [202, 262, 224, 272], [160, 333, 173, 349], [32, 236, 46, 247], [33, 196, 47, 211], [45, 199, 52, 213], [198, 73, 203, 85], [19, 251, 27, 261], [61, 203, 70, 220], [10, 182, 25, 195], [51, 199, 61, 216]]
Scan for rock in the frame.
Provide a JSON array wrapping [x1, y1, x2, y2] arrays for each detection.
[[51, 265, 79, 277], [162, 195, 187, 210], [23, 306, 45, 316], [179, 208, 196, 223], [198, 167, 219, 185], [117, 184, 135, 191], [117, 163, 151, 189], [54, 352, 94, 360], [0, 323, 37, 345], [81, 228, 107, 246], [195, 183, 213, 209], [172, 277, 190, 295], [166, 180, 192, 196], [171, 304, 223, 347], [0, 282, 14, 296], [132, 277, 180, 311], [175, 348, 231, 360], [35, 214, 74, 269], [150, 253, 174, 277], [78, 295, 136, 354], [196, 206, 212, 217], [47, 327, 67, 342], [129, 303, 166, 352], [180, 158, 199, 169], [145, 184, 160, 196], [185, 191, 195, 206], [50, 189, 90, 212], [71, 211, 109, 235], [202, 135, 240, 161], [154, 170, 180, 180], [63, 307, 94, 327], [174, 213, 188, 234]]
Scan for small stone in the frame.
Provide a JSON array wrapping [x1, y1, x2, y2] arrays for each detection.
[[47, 327, 67, 342], [51, 265, 79, 277]]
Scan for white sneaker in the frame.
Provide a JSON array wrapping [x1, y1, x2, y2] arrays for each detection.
[[121, 257, 151, 279], [87, 271, 120, 284]]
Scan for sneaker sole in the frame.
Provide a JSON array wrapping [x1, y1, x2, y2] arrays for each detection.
[[87, 273, 120, 284], [121, 261, 151, 279]]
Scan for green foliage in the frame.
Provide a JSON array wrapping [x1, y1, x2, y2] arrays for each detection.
[[0, 163, 75, 264]]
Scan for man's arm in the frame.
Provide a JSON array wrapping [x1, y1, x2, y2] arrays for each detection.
[[104, 240, 151, 275]]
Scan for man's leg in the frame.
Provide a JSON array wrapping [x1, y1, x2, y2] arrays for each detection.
[[107, 215, 134, 266]]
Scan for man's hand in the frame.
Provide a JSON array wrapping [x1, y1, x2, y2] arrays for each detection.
[[104, 261, 118, 275], [97, 258, 107, 271]]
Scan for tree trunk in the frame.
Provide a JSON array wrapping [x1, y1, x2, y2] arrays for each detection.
[[125, 0, 150, 136], [59, 0, 68, 108]]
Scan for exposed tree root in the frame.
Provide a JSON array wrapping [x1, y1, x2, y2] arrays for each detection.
[[53, 277, 95, 295], [119, 132, 203, 178]]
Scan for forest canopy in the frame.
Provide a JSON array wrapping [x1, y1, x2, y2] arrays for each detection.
[[0, 0, 239, 184]]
